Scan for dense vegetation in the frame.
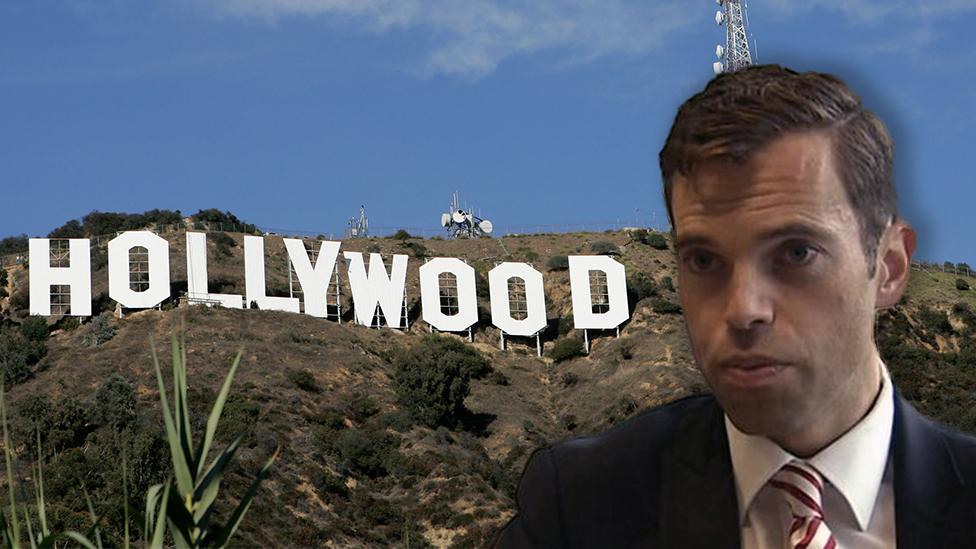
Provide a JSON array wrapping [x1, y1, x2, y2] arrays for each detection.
[[48, 209, 185, 238]]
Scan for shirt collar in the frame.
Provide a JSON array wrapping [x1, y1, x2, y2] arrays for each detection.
[[725, 360, 894, 531]]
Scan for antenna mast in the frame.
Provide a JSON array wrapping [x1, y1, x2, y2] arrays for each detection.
[[713, 0, 755, 74]]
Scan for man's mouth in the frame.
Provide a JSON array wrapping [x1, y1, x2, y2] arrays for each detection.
[[716, 355, 788, 387]]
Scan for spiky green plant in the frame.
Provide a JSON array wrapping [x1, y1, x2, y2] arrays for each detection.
[[0, 386, 100, 549], [0, 330, 276, 549], [148, 332, 277, 548]]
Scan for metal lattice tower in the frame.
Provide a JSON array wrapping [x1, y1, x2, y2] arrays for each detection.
[[345, 205, 369, 239], [713, 0, 755, 74]]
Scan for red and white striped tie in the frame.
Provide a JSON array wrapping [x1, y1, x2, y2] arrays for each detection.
[[769, 460, 838, 549]]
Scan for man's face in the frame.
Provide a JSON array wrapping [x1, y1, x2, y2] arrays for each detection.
[[671, 131, 882, 453]]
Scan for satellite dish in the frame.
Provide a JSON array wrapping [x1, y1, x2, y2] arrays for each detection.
[[441, 213, 451, 227], [715, 45, 725, 59], [479, 220, 493, 234], [452, 211, 467, 224], [715, 11, 724, 25], [713, 62, 724, 74]]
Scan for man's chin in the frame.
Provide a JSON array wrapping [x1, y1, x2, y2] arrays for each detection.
[[718, 394, 798, 438]]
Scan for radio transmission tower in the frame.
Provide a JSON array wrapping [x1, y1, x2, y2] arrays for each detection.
[[713, 0, 756, 74]]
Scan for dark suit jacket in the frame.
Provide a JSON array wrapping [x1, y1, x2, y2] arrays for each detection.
[[493, 392, 976, 548]]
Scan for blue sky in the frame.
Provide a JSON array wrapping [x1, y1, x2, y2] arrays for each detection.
[[2, 0, 975, 265]]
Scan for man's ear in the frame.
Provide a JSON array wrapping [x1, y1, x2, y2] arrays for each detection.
[[875, 220, 916, 309]]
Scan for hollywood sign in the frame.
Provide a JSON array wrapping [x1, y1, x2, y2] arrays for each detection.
[[27, 231, 630, 336]]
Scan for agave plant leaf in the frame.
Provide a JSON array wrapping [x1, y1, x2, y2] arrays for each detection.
[[194, 351, 242, 479], [148, 482, 170, 549], [0, 509, 15, 548], [192, 437, 241, 524], [32, 432, 49, 542], [81, 487, 104, 549], [121, 450, 129, 549], [64, 531, 101, 549], [143, 483, 164, 542], [167, 523, 194, 549], [0, 386, 21, 548], [212, 447, 279, 548], [24, 504, 35, 549], [148, 331, 274, 548], [151, 340, 195, 497], [164, 483, 199, 545], [172, 333, 194, 464], [34, 533, 59, 549]]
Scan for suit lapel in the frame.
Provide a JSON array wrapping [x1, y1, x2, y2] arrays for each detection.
[[891, 391, 968, 549], [658, 398, 741, 549]]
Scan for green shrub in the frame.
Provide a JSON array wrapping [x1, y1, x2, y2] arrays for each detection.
[[335, 428, 400, 478], [212, 231, 237, 257], [400, 241, 429, 259], [620, 341, 634, 360], [660, 276, 675, 292], [645, 233, 668, 250], [348, 396, 380, 421], [557, 314, 575, 336], [92, 374, 137, 430], [9, 291, 28, 311], [0, 235, 28, 256], [378, 409, 414, 432], [627, 272, 658, 303], [651, 298, 682, 314], [0, 330, 35, 387], [311, 470, 349, 499], [918, 305, 952, 335], [390, 229, 413, 240], [48, 219, 86, 238], [956, 278, 970, 291], [589, 241, 620, 255], [312, 408, 348, 455], [628, 228, 649, 243], [53, 315, 81, 332], [487, 370, 509, 386], [630, 229, 668, 250], [20, 316, 49, 342], [215, 392, 261, 446], [0, 268, 7, 286], [547, 255, 569, 271], [560, 372, 580, 387], [287, 369, 321, 393], [18, 394, 89, 455], [392, 334, 490, 428], [91, 247, 109, 271], [549, 338, 585, 362], [82, 313, 117, 346], [190, 208, 255, 232], [48, 209, 184, 238], [953, 302, 976, 332]]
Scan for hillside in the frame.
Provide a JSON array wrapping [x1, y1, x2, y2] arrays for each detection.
[[1, 227, 975, 547]]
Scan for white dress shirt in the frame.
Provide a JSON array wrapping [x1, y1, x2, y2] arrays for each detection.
[[725, 361, 896, 549]]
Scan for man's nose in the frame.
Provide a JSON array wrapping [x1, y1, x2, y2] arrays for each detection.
[[724, 264, 774, 331]]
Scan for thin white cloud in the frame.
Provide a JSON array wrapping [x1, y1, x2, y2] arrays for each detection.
[[210, 0, 696, 79], [764, 0, 976, 23]]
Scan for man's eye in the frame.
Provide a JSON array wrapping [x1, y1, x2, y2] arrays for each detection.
[[687, 251, 716, 272], [783, 243, 817, 265]]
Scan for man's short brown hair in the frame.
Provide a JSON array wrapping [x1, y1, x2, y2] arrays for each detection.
[[658, 64, 898, 277]]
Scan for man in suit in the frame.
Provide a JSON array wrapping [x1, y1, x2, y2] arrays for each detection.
[[494, 64, 976, 548]]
